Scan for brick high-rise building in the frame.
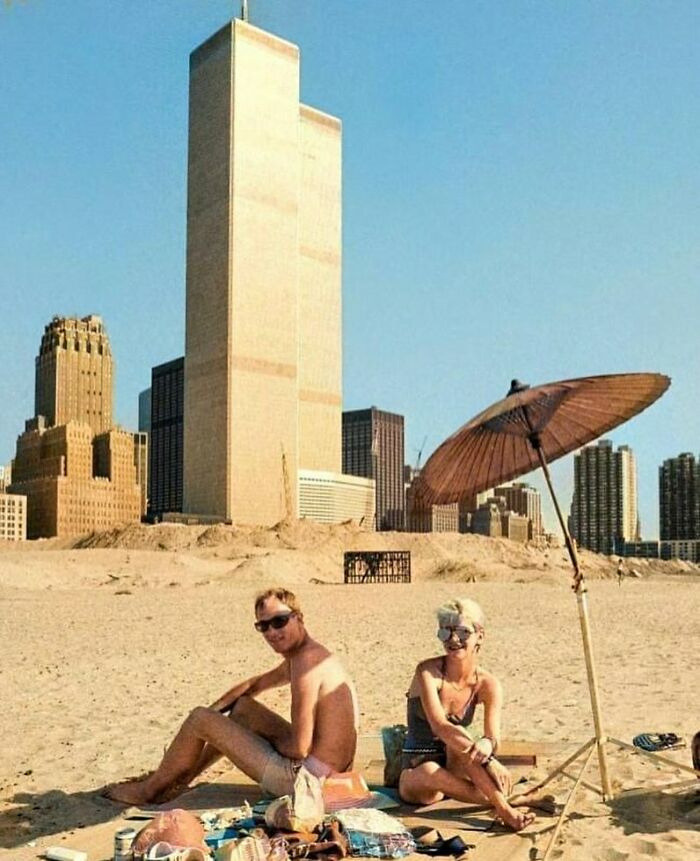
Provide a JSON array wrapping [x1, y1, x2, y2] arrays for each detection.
[[342, 408, 405, 531], [183, 19, 342, 525], [569, 440, 639, 555], [149, 357, 184, 519], [8, 316, 141, 538], [34, 315, 113, 435], [659, 453, 700, 540]]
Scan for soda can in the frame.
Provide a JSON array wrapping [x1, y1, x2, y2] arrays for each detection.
[[114, 826, 137, 861]]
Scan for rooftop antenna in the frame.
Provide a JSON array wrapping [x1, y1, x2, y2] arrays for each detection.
[[241, 0, 250, 22]]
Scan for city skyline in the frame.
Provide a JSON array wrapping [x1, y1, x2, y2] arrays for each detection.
[[2, 2, 699, 538]]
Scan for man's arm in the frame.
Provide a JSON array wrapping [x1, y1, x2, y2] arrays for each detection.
[[209, 661, 290, 713], [274, 656, 320, 760]]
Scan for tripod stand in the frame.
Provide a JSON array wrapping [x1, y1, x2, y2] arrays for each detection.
[[526, 438, 700, 859]]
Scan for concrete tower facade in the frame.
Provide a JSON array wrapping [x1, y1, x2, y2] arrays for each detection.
[[569, 439, 639, 555], [183, 20, 341, 525], [35, 315, 113, 434]]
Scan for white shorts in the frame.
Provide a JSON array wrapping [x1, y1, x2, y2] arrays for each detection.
[[260, 750, 334, 796]]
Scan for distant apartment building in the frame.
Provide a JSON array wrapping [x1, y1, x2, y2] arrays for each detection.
[[471, 502, 503, 538], [8, 316, 141, 538], [569, 440, 639, 555], [405, 466, 459, 532], [148, 358, 184, 519], [0, 491, 26, 541], [343, 408, 405, 530], [133, 431, 148, 517], [470, 496, 529, 543], [617, 537, 700, 563], [494, 482, 543, 540], [138, 388, 152, 433], [501, 510, 530, 542], [0, 465, 11, 492], [659, 453, 700, 540]]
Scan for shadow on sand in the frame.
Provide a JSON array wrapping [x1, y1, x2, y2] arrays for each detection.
[[609, 786, 700, 837], [0, 787, 119, 850]]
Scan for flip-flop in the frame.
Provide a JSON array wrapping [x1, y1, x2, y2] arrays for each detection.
[[633, 733, 685, 752]]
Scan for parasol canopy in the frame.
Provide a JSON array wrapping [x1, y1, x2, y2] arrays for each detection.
[[416, 372, 670, 506]]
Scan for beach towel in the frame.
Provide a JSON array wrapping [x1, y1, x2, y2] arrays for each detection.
[[333, 809, 416, 859]]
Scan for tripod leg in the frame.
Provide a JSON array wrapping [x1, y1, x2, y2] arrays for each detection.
[[523, 738, 595, 795], [609, 738, 700, 778], [542, 745, 596, 861]]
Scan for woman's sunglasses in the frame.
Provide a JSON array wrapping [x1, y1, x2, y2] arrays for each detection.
[[254, 612, 296, 633], [437, 625, 475, 643]]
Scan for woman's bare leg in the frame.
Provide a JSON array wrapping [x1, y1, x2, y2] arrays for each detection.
[[399, 761, 535, 831]]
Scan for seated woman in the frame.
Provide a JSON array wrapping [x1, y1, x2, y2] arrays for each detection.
[[399, 597, 540, 831]]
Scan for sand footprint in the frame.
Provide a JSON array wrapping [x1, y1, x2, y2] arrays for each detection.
[[603, 849, 629, 861]]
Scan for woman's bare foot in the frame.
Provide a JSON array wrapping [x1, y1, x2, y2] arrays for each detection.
[[510, 790, 558, 814], [495, 804, 536, 831]]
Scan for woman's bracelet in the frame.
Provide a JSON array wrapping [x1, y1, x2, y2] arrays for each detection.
[[482, 735, 498, 754]]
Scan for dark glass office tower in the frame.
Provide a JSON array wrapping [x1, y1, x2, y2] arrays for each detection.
[[149, 357, 184, 518], [342, 407, 405, 531]]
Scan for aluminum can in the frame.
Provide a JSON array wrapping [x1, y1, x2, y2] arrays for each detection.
[[114, 826, 137, 861]]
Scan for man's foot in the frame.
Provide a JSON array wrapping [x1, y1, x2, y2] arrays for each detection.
[[103, 777, 159, 806], [510, 790, 558, 814], [495, 804, 536, 831]]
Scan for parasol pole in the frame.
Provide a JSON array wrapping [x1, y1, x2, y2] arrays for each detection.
[[529, 434, 614, 800]]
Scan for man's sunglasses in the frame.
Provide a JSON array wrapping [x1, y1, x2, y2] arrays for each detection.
[[254, 612, 296, 633]]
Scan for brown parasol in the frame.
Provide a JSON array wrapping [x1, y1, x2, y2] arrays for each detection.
[[414, 372, 699, 856], [417, 372, 670, 508]]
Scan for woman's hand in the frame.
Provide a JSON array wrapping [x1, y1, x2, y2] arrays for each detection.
[[486, 758, 513, 795], [466, 736, 494, 765]]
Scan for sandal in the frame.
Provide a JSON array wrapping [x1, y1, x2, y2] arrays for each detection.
[[633, 733, 685, 752]]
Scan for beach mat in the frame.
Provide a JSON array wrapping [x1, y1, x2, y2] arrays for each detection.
[[19, 737, 554, 861]]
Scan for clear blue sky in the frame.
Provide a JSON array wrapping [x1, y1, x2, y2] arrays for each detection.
[[1, 1, 698, 538]]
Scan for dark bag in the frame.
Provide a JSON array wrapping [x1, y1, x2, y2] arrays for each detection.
[[380, 724, 407, 788]]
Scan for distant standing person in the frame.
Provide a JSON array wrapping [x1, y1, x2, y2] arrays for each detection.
[[398, 597, 546, 831], [617, 558, 625, 586], [106, 587, 358, 804]]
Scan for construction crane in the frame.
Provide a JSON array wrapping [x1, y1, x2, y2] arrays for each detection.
[[414, 435, 428, 473]]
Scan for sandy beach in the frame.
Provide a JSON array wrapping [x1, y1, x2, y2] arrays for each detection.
[[1, 522, 699, 860]]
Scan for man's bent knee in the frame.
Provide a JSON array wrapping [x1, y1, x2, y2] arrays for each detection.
[[187, 705, 217, 732]]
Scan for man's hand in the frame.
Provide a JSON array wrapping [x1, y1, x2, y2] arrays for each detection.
[[486, 758, 513, 795]]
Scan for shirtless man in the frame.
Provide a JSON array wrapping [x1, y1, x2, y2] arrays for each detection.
[[106, 587, 358, 804]]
